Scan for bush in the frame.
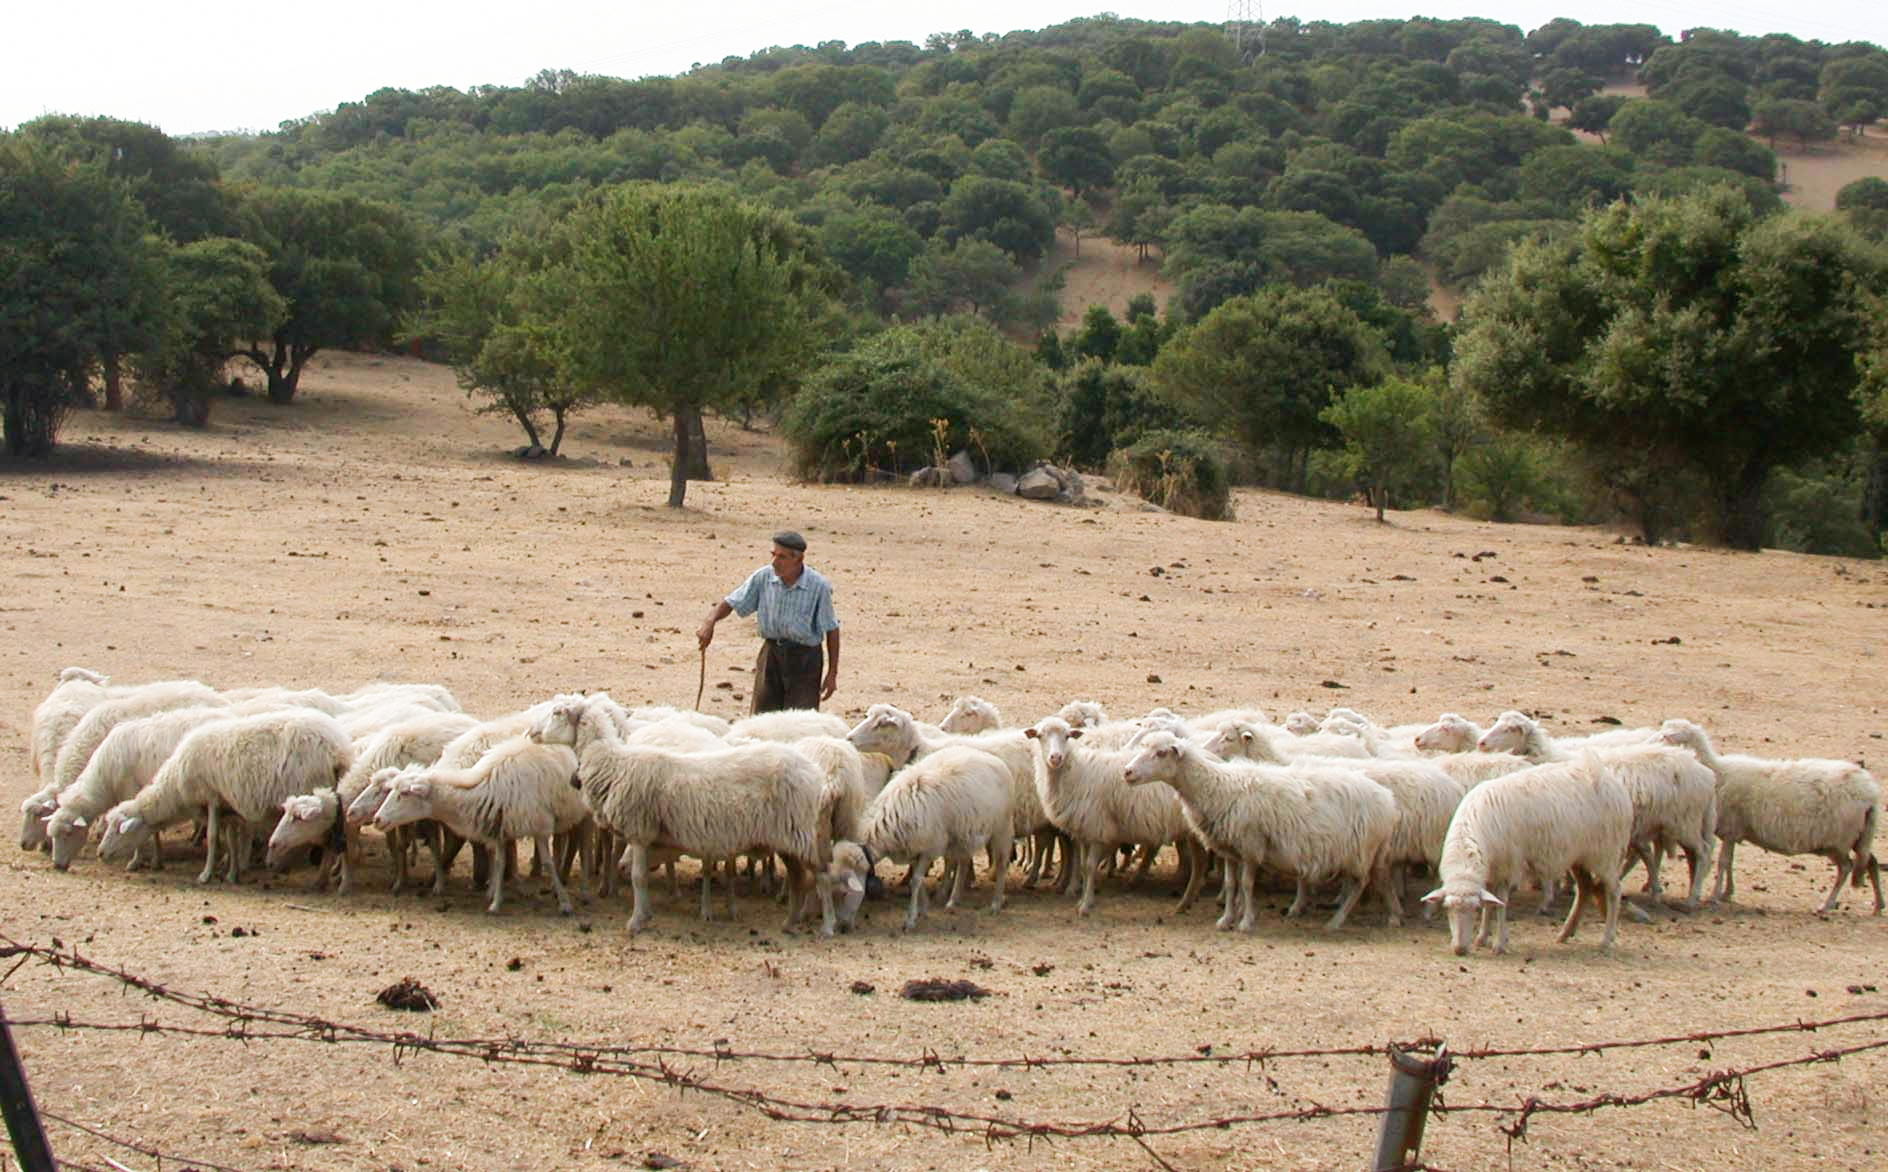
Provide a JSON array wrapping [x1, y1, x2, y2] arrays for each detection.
[[1054, 360, 1193, 470], [1108, 429, 1234, 520], [782, 317, 1053, 482], [1764, 462, 1880, 557]]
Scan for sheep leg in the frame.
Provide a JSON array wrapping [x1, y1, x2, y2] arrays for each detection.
[[1679, 834, 1713, 910], [1819, 849, 1855, 913], [1535, 875, 1559, 916], [903, 851, 931, 930], [1326, 873, 1368, 932], [1491, 888, 1514, 954], [197, 803, 221, 885], [724, 858, 738, 921], [1077, 841, 1103, 916], [1862, 855, 1884, 914], [1174, 841, 1205, 914], [1557, 868, 1591, 944], [485, 838, 509, 914], [535, 834, 572, 915], [698, 856, 718, 921], [988, 826, 1011, 913], [781, 856, 808, 931], [1215, 854, 1240, 931], [1285, 878, 1309, 919], [1712, 840, 1737, 902], [389, 825, 410, 894], [1598, 869, 1623, 949], [1378, 858, 1404, 929], [944, 852, 972, 909], [627, 843, 653, 933], [1235, 860, 1260, 933]]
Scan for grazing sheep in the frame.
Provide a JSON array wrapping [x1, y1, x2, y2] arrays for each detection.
[[25, 668, 114, 820], [939, 696, 1003, 734], [1205, 720, 1466, 926], [26, 680, 228, 851], [44, 704, 255, 871], [728, 709, 848, 742], [96, 709, 353, 884], [839, 744, 1014, 931], [571, 732, 833, 935], [1121, 730, 1395, 933], [267, 790, 347, 874], [335, 681, 462, 713], [326, 710, 482, 893], [1658, 719, 1882, 914], [1476, 710, 1657, 760], [1422, 751, 1633, 956], [371, 739, 589, 915], [1024, 716, 1203, 916]]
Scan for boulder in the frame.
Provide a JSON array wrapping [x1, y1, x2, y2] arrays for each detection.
[[909, 466, 950, 488], [1016, 467, 1063, 500], [947, 450, 980, 484], [987, 473, 1018, 495]]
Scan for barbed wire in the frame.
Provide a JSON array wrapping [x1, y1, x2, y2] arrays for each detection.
[[39, 1106, 240, 1172], [4, 935, 1885, 1154]]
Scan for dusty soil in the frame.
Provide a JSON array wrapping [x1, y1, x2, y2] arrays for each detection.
[[2, 353, 1886, 1172]]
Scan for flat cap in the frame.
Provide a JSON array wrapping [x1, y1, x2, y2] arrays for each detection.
[[771, 530, 807, 552]]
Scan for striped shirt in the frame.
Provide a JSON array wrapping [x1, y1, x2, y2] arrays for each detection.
[[725, 564, 839, 648]]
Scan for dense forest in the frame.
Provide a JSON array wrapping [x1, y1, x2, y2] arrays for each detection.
[[6, 15, 1888, 549]]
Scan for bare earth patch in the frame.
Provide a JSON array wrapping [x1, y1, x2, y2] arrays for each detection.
[[2, 352, 1885, 1171]]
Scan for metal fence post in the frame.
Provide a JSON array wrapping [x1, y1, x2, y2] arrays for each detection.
[[0, 1001, 55, 1172], [1368, 1042, 1449, 1172]]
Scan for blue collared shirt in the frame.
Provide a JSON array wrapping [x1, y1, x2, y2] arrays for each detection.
[[725, 564, 839, 647]]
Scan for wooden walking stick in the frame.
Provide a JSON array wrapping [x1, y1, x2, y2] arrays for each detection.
[[693, 643, 708, 711]]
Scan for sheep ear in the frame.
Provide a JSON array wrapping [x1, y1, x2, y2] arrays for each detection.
[[844, 875, 865, 895], [121, 816, 145, 835], [1420, 887, 1445, 904], [1479, 887, 1505, 907], [1023, 727, 1039, 739], [1067, 728, 1083, 740], [70, 815, 87, 830]]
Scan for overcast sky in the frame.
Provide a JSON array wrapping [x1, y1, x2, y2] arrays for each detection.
[[5, 3, 1883, 137]]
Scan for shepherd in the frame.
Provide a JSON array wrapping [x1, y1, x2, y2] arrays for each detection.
[[697, 530, 841, 713]]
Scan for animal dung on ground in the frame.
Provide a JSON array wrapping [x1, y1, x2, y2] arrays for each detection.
[[899, 978, 991, 1002], [377, 977, 440, 1011]]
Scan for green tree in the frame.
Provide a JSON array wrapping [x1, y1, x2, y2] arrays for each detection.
[[143, 238, 286, 426], [546, 184, 834, 507], [938, 175, 1057, 260], [1038, 127, 1116, 200], [1, 139, 168, 455], [409, 245, 592, 455], [1820, 53, 1888, 137], [1568, 94, 1628, 141], [1454, 186, 1885, 548], [1072, 304, 1121, 363], [904, 237, 1020, 319], [1319, 375, 1439, 520], [1151, 285, 1390, 488], [240, 188, 426, 404], [1751, 98, 1837, 149], [1607, 99, 1707, 164]]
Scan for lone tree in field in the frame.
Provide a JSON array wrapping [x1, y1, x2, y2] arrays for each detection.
[[546, 184, 833, 507], [240, 188, 424, 404], [1455, 185, 1885, 549]]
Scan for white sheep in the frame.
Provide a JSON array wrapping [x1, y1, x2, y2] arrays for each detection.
[[1121, 730, 1395, 933], [1422, 751, 1633, 956], [267, 789, 348, 875], [838, 744, 1014, 931], [1480, 710, 1719, 909], [25, 667, 113, 813], [1024, 716, 1203, 916], [96, 709, 353, 884], [325, 710, 482, 893], [847, 702, 1045, 884], [938, 695, 1003, 734], [44, 704, 253, 871], [570, 732, 834, 935], [26, 680, 228, 851], [727, 709, 849, 742], [335, 681, 462, 713], [626, 704, 730, 736], [1412, 713, 1487, 754], [371, 739, 589, 915], [1204, 719, 1466, 926], [1657, 719, 1882, 914]]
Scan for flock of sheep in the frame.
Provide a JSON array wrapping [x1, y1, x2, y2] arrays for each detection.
[[16, 667, 1883, 957]]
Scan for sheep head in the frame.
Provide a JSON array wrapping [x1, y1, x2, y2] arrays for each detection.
[[372, 771, 435, 830], [96, 806, 153, 864], [1122, 731, 1185, 786], [1476, 711, 1535, 755], [46, 809, 89, 871], [1422, 883, 1505, 957]]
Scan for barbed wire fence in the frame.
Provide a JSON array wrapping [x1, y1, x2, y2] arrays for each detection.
[[4, 935, 1886, 1171]]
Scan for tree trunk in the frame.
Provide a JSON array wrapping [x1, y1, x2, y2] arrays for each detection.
[[1715, 461, 1771, 551], [507, 404, 544, 453], [103, 354, 124, 412], [1862, 444, 1888, 545], [667, 407, 691, 508], [681, 402, 712, 481], [548, 409, 567, 457]]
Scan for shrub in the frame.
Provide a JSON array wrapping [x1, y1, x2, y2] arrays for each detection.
[[782, 316, 1053, 481], [1108, 428, 1234, 520], [1764, 462, 1880, 557], [1054, 360, 1193, 470]]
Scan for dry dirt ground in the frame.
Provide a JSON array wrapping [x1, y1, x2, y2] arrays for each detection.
[[3, 353, 1886, 1172]]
